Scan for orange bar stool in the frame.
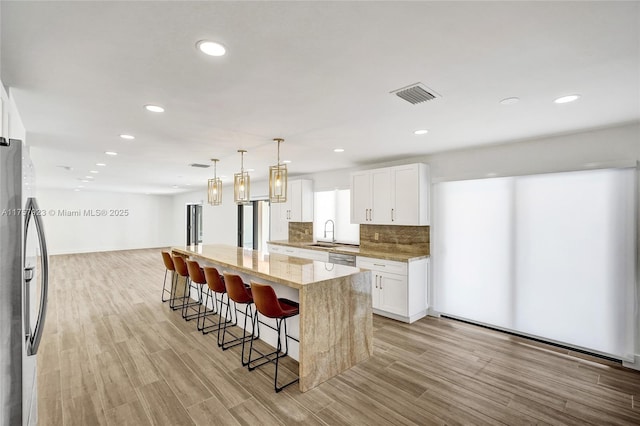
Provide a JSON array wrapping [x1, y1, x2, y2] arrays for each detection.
[[220, 273, 258, 364], [200, 267, 233, 335], [160, 251, 177, 304], [185, 260, 216, 324], [248, 282, 300, 393], [171, 255, 201, 314]]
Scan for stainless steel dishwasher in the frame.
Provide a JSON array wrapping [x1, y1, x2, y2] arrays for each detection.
[[328, 252, 356, 267]]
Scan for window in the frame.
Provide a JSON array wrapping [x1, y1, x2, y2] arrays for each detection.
[[433, 167, 636, 360], [314, 189, 359, 244]]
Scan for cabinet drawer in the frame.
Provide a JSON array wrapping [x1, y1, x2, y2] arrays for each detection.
[[356, 256, 407, 275], [267, 244, 283, 253]]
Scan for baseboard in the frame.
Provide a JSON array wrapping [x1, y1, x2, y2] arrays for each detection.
[[373, 309, 427, 324], [623, 355, 640, 371]]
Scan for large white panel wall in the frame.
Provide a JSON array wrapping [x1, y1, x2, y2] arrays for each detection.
[[35, 188, 175, 255]]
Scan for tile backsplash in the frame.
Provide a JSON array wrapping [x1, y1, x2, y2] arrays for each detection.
[[360, 224, 429, 255], [288, 222, 313, 242]]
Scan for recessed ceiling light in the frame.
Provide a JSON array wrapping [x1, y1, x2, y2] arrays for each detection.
[[96, 163, 106, 167], [333, 148, 344, 153], [78, 185, 84, 188], [81, 179, 90, 183], [89, 170, 99, 174], [172, 185, 179, 189], [74, 189, 80, 192], [246, 168, 255, 172], [105, 151, 118, 156], [120, 134, 135, 140], [499, 97, 520, 105], [414, 129, 429, 135], [282, 160, 292, 164], [196, 40, 226, 57], [144, 104, 165, 113], [554, 94, 580, 104], [85, 176, 94, 179]]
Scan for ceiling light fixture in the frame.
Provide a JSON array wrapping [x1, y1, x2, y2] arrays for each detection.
[[81, 179, 90, 183], [499, 97, 520, 105], [333, 148, 344, 153], [144, 104, 165, 113], [89, 170, 98, 174], [554, 94, 581, 104], [119, 134, 135, 140], [414, 129, 429, 135], [269, 138, 288, 203], [196, 40, 226, 57], [234, 150, 251, 205], [207, 158, 223, 206], [105, 151, 118, 156], [96, 163, 106, 167], [282, 160, 292, 164]]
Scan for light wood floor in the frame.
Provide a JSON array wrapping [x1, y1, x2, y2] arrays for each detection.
[[38, 248, 640, 425]]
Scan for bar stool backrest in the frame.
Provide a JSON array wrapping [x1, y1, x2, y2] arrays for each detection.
[[251, 282, 284, 319], [186, 260, 206, 284], [172, 255, 189, 278], [224, 273, 252, 304], [161, 251, 175, 271], [204, 267, 225, 293]]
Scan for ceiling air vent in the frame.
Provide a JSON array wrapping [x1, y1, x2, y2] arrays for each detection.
[[391, 83, 439, 105], [190, 163, 210, 168]]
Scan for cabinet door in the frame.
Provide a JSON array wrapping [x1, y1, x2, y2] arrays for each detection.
[[378, 271, 408, 316], [371, 168, 392, 224], [287, 180, 301, 221], [351, 171, 371, 224], [391, 164, 419, 225], [269, 203, 286, 241]]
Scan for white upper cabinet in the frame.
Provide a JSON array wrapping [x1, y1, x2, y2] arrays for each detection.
[[270, 179, 313, 241], [286, 179, 313, 222], [351, 163, 430, 225]]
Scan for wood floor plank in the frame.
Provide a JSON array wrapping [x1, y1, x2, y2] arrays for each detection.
[[186, 396, 241, 426], [113, 338, 160, 388], [228, 397, 285, 426], [136, 380, 195, 426], [105, 399, 153, 426], [149, 348, 213, 408], [92, 345, 139, 411]]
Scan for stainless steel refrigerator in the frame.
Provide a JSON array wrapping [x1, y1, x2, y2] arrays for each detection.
[[0, 137, 49, 426]]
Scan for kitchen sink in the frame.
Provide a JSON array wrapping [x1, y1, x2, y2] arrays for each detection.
[[309, 242, 338, 248]]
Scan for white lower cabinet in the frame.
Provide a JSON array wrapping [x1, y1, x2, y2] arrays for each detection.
[[357, 256, 429, 323]]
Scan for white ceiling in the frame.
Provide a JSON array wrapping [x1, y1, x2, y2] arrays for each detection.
[[1, 1, 638, 194]]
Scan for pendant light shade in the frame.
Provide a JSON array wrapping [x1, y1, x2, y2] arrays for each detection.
[[234, 149, 251, 204], [207, 158, 222, 206], [269, 138, 288, 203]]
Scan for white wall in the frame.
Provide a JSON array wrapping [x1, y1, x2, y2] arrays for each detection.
[[36, 188, 175, 255]]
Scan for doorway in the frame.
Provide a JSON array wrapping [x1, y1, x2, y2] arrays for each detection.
[[186, 204, 203, 245], [237, 200, 270, 251]]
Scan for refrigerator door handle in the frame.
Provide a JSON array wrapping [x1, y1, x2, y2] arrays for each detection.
[[24, 197, 49, 356]]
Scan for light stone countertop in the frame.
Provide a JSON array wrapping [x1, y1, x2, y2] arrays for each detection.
[[267, 240, 430, 262], [172, 244, 365, 289]]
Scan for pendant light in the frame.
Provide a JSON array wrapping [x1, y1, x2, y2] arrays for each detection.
[[269, 138, 288, 203], [207, 158, 222, 206], [234, 149, 251, 204]]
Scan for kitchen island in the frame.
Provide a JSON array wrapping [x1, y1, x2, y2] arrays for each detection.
[[171, 244, 373, 392]]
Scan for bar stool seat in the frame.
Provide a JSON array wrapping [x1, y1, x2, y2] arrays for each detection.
[[185, 260, 217, 324], [160, 251, 177, 304], [200, 267, 233, 335], [171, 255, 201, 314], [248, 281, 300, 393], [219, 273, 258, 364]]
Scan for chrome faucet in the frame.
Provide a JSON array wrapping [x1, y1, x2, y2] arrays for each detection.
[[323, 219, 336, 242]]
